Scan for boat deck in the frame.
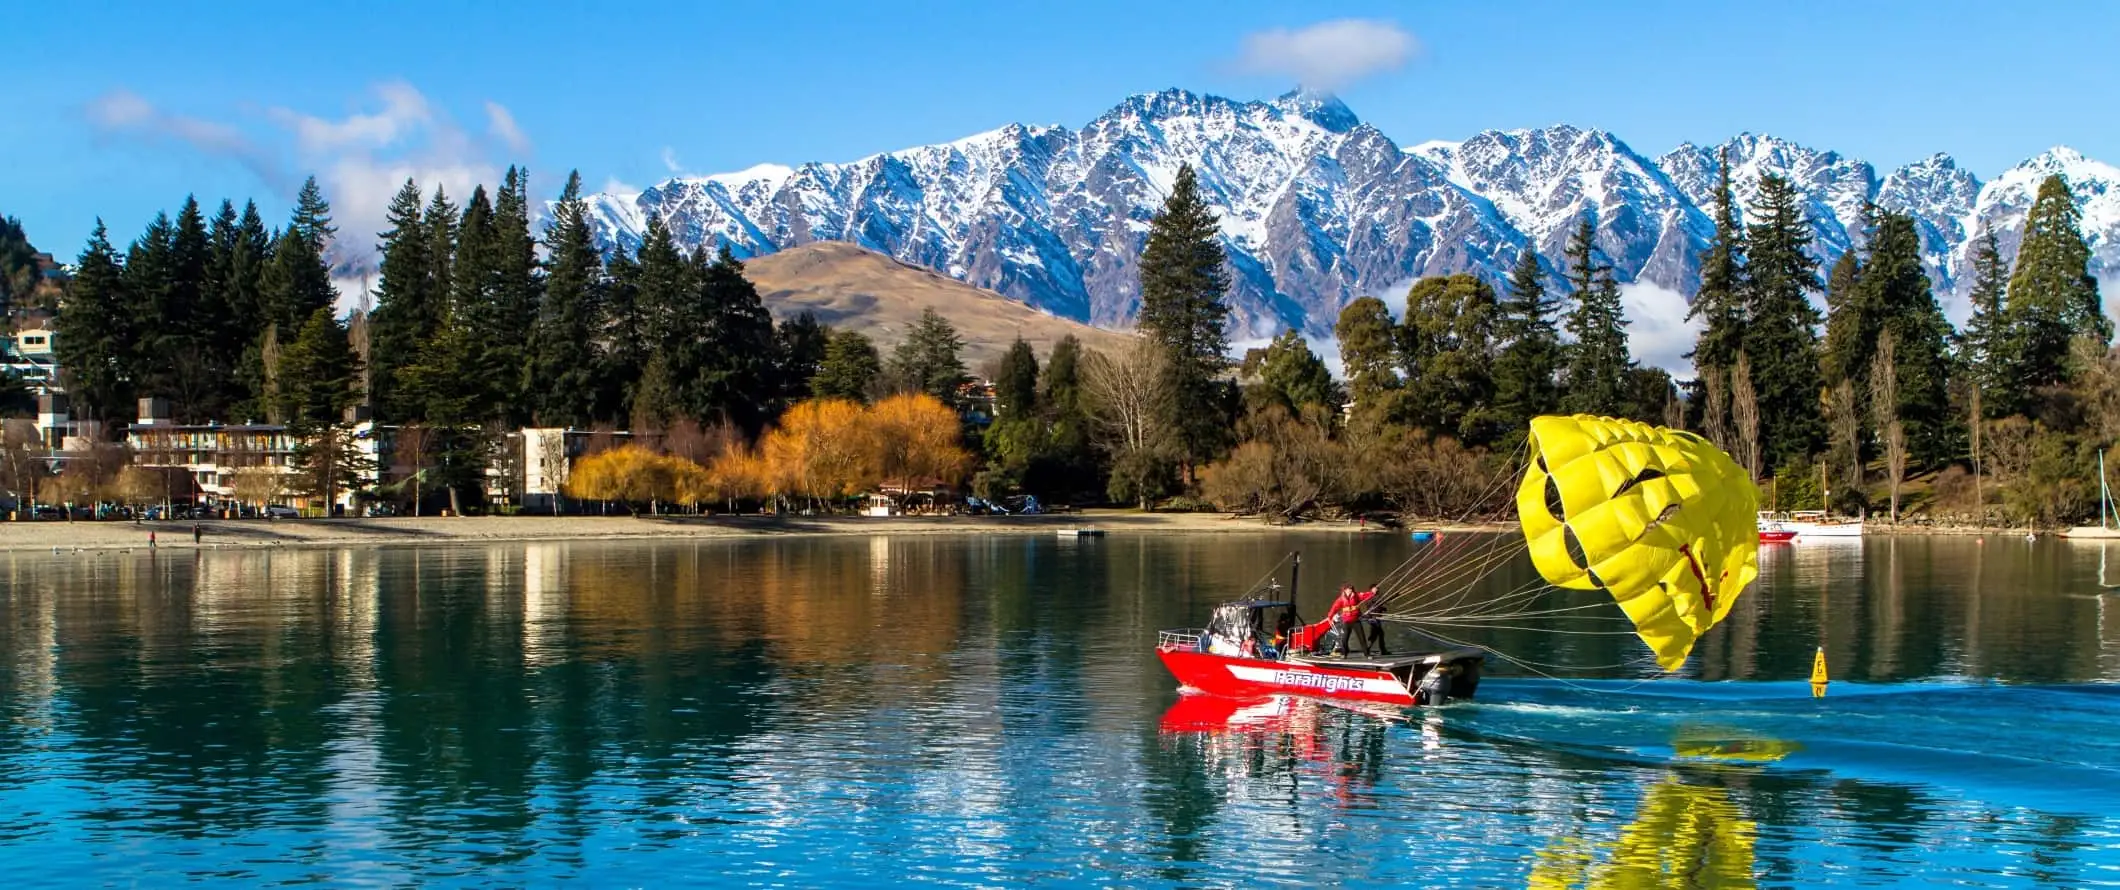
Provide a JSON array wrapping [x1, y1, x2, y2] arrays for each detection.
[[1286, 647, 1485, 671]]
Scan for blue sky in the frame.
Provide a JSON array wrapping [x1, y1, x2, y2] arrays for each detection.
[[7, 0, 2117, 258]]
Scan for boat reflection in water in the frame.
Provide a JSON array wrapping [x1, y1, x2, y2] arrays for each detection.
[[1158, 693, 1401, 804]]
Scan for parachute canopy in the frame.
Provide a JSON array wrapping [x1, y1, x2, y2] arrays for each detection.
[[1517, 415, 1759, 671]]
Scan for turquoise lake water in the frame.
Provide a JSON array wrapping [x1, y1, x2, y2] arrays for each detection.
[[1, 533, 2116, 887]]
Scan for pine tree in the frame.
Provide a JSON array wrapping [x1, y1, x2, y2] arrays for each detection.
[[423, 186, 458, 313], [229, 201, 275, 418], [692, 246, 776, 431], [1334, 295, 1400, 420], [275, 306, 367, 510], [812, 330, 883, 401], [1135, 163, 1233, 474], [488, 167, 541, 423], [1492, 246, 1562, 435], [598, 251, 646, 421], [1686, 149, 1749, 363], [1247, 329, 1336, 412], [194, 199, 243, 420], [260, 222, 336, 333], [1855, 211, 1953, 463], [994, 338, 1041, 420], [448, 185, 503, 421], [529, 171, 605, 428], [1039, 334, 1096, 496], [1960, 230, 2012, 417], [367, 179, 435, 421], [772, 311, 832, 414], [1401, 274, 1503, 443], [123, 211, 177, 405], [1559, 217, 1633, 417], [54, 221, 134, 425], [1820, 250, 1865, 385], [289, 176, 337, 253], [887, 308, 969, 403], [2006, 173, 2105, 395], [1740, 174, 1825, 471]]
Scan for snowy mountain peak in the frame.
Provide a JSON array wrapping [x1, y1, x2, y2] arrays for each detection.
[[576, 88, 2120, 367], [1270, 88, 1360, 133]]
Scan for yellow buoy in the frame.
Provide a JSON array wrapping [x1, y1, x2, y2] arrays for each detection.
[[1809, 647, 1829, 698]]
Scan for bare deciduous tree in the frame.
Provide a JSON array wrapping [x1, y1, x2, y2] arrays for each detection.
[[1869, 331, 1906, 523], [1827, 379, 1862, 507], [1731, 352, 1762, 481]]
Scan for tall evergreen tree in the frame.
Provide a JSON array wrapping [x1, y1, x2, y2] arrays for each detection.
[[598, 251, 646, 421], [812, 330, 883, 402], [887, 308, 969, 403], [123, 211, 177, 407], [367, 179, 436, 421], [289, 176, 337, 253], [1334, 295, 1400, 419], [1492, 246, 1562, 435], [693, 246, 777, 431], [1740, 174, 1825, 471], [994, 338, 1041, 420], [1135, 163, 1233, 474], [275, 306, 367, 511], [1855, 211, 1954, 463], [2005, 173, 2106, 396], [488, 167, 541, 422], [772, 311, 832, 413], [229, 201, 276, 418], [1400, 274, 1502, 443], [1038, 334, 1098, 496], [627, 214, 692, 423], [1820, 250, 1865, 385], [1687, 149, 1749, 374], [530, 171, 605, 428], [1959, 230, 2012, 416], [422, 186, 458, 314], [1559, 217, 1633, 417], [54, 221, 134, 425]]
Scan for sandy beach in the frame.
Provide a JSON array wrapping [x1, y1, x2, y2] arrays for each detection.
[[0, 510, 1494, 552]]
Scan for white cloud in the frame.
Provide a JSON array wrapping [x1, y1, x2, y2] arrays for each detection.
[[84, 89, 284, 186], [1618, 281, 1702, 379], [661, 146, 684, 173], [1229, 19, 1418, 91], [485, 101, 529, 154], [84, 82, 536, 311]]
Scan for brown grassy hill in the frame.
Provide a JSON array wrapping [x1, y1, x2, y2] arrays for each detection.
[[743, 242, 1134, 371]]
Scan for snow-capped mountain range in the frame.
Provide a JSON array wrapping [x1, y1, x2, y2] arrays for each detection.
[[580, 88, 2120, 371]]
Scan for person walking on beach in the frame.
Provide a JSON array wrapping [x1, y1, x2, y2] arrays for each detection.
[[192, 523, 202, 545], [148, 531, 156, 549]]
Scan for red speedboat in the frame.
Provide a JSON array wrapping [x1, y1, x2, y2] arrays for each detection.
[[1155, 597, 1485, 706], [1758, 520, 1798, 543]]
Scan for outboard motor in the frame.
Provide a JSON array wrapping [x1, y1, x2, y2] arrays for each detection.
[[1415, 664, 1453, 706]]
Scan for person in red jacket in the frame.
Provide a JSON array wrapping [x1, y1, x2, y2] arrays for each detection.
[[1328, 584, 1363, 657]]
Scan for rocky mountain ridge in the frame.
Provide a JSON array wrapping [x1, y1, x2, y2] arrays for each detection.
[[579, 89, 2120, 355]]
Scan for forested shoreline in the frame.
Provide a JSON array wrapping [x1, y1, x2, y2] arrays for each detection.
[[4, 149, 2112, 524]]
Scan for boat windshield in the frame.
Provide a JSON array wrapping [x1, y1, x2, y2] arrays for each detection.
[[1203, 601, 1297, 658]]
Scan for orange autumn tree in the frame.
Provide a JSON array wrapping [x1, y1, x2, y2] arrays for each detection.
[[763, 398, 876, 508], [565, 444, 683, 514], [866, 392, 971, 499]]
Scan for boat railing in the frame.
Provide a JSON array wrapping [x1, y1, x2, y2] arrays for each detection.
[[1157, 629, 1204, 651]]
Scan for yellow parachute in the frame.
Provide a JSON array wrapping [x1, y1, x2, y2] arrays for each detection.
[[1518, 415, 1758, 671]]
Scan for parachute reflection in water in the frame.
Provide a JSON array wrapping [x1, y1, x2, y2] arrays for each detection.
[[1518, 415, 1760, 671]]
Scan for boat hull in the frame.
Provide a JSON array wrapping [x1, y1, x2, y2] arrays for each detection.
[[1155, 646, 1482, 706], [1759, 530, 1797, 543], [1786, 522, 1864, 538]]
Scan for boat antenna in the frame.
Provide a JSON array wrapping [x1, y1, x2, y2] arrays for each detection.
[[1289, 551, 1301, 603]]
